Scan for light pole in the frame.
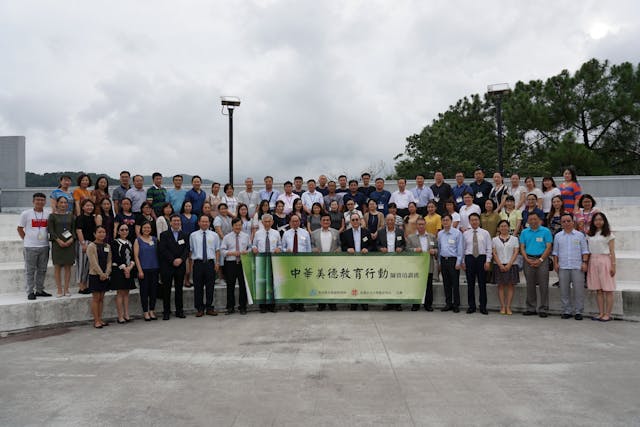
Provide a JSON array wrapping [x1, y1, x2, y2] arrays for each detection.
[[221, 96, 241, 185], [487, 83, 510, 175]]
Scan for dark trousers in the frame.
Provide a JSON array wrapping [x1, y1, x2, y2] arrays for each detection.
[[161, 264, 185, 315], [416, 206, 427, 216], [465, 255, 487, 309], [139, 269, 159, 312], [412, 273, 434, 309], [397, 208, 409, 218], [223, 262, 247, 310], [440, 257, 460, 307], [193, 260, 216, 311]]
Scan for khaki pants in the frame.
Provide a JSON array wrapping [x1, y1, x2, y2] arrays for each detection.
[[523, 256, 549, 313]]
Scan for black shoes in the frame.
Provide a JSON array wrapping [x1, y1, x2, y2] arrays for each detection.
[[162, 313, 170, 320], [350, 304, 357, 311], [226, 309, 236, 315], [561, 313, 572, 319], [479, 309, 488, 315], [539, 312, 548, 318], [411, 305, 420, 311], [27, 293, 36, 300], [239, 308, 247, 315], [522, 311, 537, 316], [575, 314, 583, 320], [466, 307, 476, 314], [175, 313, 186, 319], [425, 306, 434, 312], [35, 290, 52, 297], [441, 305, 453, 312]]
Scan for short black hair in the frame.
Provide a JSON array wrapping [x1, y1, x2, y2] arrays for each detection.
[[361, 172, 371, 178], [33, 192, 47, 200], [191, 175, 202, 183], [152, 172, 162, 180], [119, 171, 131, 177], [173, 174, 183, 181]]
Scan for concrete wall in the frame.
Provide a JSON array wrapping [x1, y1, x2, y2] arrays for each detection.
[[1, 175, 639, 210], [0, 136, 25, 189]]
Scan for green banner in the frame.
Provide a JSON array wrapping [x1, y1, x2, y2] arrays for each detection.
[[242, 253, 430, 304]]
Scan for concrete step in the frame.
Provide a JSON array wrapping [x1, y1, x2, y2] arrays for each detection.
[[0, 240, 24, 263], [0, 281, 631, 334], [612, 227, 640, 251]]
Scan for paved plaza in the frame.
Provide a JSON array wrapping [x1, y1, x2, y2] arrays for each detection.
[[1, 311, 639, 426]]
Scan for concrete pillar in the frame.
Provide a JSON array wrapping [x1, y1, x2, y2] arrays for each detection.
[[0, 136, 26, 188]]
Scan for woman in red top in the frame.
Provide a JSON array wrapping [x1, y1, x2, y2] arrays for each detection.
[[559, 167, 582, 213]]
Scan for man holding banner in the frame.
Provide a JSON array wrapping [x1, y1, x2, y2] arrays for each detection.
[[311, 213, 341, 311], [377, 214, 406, 311], [340, 213, 374, 311], [251, 214, 281, 313], [282, 214, 312, 312], [407, 216, 438, 312]]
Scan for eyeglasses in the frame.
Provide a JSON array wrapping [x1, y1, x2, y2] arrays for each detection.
[[351, 218, 359, 222]]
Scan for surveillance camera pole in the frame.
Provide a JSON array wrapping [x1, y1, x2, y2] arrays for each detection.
[[495, 95, 504, 175]]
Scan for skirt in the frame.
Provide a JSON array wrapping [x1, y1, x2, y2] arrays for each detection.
[[88, 274, 109, 292], [52, 242, 75, 266], [587, 254, 616, 291], [493, 264, 519, 285], [110, 268, 137, 290]]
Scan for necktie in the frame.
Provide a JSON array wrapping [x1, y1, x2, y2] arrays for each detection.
[[265, 232, 271, 253], [202, 231, 208, 261], [472, 230, 479, 257], [293, 230, 299, 253], [235, 233, 240, 263]]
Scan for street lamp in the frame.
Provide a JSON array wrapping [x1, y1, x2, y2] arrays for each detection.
[[221, 96, 241, 185], [487, 83, 511, 175]]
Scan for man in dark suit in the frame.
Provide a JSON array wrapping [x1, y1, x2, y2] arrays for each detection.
[[376, 214, 406, 311], [158, 214, 190, 320], [340, 213, 374, 311]]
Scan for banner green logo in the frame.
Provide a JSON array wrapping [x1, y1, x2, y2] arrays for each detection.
[[241, 253, 430, 304]]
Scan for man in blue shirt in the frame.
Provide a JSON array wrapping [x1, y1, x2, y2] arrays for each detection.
[[184, 175, 207, 216], [412, 173, 435, 216], [519, 212, 553, 317], [552, 214, 590, 320], [437, 214, 464, 312], [167, 174, 188, 214], [259, 176, 280, 211], [369, 178, 392, 216], [452, 172, 472, 211]]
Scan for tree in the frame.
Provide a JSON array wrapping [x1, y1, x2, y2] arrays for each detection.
[[395, 59, 640, 177]]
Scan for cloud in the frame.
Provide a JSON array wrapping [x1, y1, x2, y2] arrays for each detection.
[[0, 0, 638, 183]]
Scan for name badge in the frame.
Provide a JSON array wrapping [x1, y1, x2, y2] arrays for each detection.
[[448, 239, 455, 245], [573, 239, 581, 246], [178, 239, 185, 245], [456, 197, 463, 203], [104, 246, 110, 253], [396, 236, 402, 241], [535, 237, 543, 242], [62, 230, 72, 239], [300, 236, 306, 241], [476, 192, 483, 199], [37, 229, 47, 241], [148, 241, 154, 246], [378, 204, 384, 210], [363, 237, 368, 242], [433, 196, 440, 203]]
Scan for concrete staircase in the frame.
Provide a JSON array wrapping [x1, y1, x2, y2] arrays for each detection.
[[1, 198, 639, 333]]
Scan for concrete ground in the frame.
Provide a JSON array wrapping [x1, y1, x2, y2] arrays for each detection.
[[0, 311, 639, 427]]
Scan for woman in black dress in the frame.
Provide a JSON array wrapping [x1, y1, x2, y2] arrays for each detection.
[[87, 226, 111, 328], [76, 199, 97, 294], [110, 223, 137, 323]]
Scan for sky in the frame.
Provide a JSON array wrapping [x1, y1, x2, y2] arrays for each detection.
[[0, 0, 638, 184]]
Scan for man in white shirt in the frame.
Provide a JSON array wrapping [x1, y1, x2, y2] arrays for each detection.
[[282, 215, 312, 311], [376, 214, 406, 311], [407, 217, 438, 311], [389, 178, 416, 217], [189, 215, 221, 317], [276, 181, 300, 215], [252, 214, 282, 313], [311, 214, 341, 311], [301, 179, 324, 214], [237, 177, 262, 217], [462, 213, 492, 314], [17, 193, 52, 300], [220, 218, 252, 315]]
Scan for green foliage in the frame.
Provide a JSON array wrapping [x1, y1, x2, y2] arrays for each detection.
[[395, 59, 640, 177]]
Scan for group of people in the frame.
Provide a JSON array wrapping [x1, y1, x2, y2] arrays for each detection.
[[16, 167, 617, 328]]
